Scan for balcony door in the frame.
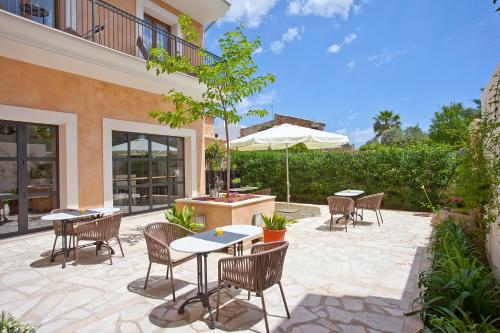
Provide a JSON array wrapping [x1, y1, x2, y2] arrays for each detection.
[[0, 0, 57, 27], [143, 14, 172, 54], [0, 121, 59, 238]]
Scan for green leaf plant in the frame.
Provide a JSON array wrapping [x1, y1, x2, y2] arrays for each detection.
[[146, 15, 275, 193]]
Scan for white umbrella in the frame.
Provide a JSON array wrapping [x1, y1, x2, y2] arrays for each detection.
[[229, 123, 349, 204]]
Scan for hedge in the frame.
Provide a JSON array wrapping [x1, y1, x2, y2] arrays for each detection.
[[232, 144, 456, 211]]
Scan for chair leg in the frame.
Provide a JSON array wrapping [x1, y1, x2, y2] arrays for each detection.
[[75, 238, 79, 261], [329, 214, 333, 231], [166, 266, 169, 279], [144, 262, 152, 290], [105, 240, 113, 265], [169, 265, 176, 301], [51, 235, 58, 258], [375, 210, 380, 227], [116, 236, 124, 257], [216, 281, 221, 321], [278, 282, 290, 319], [260, 290, 270, 333], [353, 209, 357, 228], [248, 290, 251, 300], [379, 210, 384, 224], [345, 215, 348, 232]]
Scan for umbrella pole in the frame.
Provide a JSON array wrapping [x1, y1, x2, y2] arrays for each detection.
[[286, 144, 290, 204]]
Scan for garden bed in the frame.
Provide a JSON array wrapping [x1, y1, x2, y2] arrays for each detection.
[[175, 194, 275, 230]]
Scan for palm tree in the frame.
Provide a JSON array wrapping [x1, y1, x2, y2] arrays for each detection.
[[372, 110, 402, 140]]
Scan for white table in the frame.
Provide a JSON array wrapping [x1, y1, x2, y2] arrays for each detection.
[[41, 207, 120, 268], [334, 190, 365, 223], [170, 225, 262, 329]]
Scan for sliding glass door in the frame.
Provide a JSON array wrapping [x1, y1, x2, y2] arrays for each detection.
[[112, 131, 185, 215], [0, 121, 59, 237]]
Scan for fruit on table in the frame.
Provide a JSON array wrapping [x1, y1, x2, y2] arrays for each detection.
[[79, 209, 86, 213], [215, 228, 223, 236]]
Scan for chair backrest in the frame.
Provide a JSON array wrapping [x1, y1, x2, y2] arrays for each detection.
[[253, 241, 289, 291], [75, 213, 122, 240], [327, 196, 355, 215], [358, 193, 384, 210], [143, 222, 194, 264]]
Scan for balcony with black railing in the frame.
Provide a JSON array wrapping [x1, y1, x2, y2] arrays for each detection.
[[0, 0, 220, 69]]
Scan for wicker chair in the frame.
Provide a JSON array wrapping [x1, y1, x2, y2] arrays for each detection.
[[50, 208, 79, 258], [327, 196, 355, 232], [216, 241, 290, 333], [355, 193, 384, 227], [73, 213, 124, 265], [143, 222, 196, 301]]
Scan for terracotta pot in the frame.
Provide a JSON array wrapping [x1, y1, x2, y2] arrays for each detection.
[[262, 227, 286, 243]]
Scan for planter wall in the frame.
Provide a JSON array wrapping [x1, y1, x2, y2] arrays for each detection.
[[176, 195, 275, 230]]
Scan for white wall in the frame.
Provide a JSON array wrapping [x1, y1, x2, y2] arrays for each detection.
[[481, 64, 500, 278]]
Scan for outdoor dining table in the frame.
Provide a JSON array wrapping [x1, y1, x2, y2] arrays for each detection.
[[170, 224, 262, 329], [334, 189, 365, 222], [41, 207, 120, 268]]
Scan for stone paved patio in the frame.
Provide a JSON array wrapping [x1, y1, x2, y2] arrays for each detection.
[[0, 205, 432, 333]]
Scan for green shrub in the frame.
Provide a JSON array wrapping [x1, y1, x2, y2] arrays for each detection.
[[165, 205, 201, 231], [232, 144, 456, 211], [409, 221, 500, 331], [0, 312, 38, 333]]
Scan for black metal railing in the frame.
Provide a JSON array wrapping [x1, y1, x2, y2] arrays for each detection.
[[1, 0, 220, 67]]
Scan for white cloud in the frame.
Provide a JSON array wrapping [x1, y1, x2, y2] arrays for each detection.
[[344, 33, 357, 44], [347, 61, 355, 68], [287, 0, 356, 19], [327, 32, 357, 54], [336, 127, 374, 147], [327, 43, 342, 54], [222, 0, 279, 28], [270, 40, 285, 53], [254, 46, 264, 54], [237, 90, 277, 113], [347, 112, 359, 120], [270, 27, 304, 54], [369, 48, 408, 67], [282, 27, 300, 42]]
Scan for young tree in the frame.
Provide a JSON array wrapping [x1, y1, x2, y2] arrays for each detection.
[[146, 16, 275, 193], [372, 110, 402, 140], [428, 102, 480, 149]]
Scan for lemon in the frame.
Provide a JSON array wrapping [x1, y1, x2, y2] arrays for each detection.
[[215, 228, 223, 236], [79, 209, 86, 213]]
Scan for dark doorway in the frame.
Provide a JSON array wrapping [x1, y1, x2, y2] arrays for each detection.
[[0, 121, 59, 238]]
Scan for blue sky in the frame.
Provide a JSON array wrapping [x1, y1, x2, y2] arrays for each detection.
[[205, 0, 500, 146]]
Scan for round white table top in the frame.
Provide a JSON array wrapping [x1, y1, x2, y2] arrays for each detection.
[[334, 190, 364, 197], [170, 225, 262, 254], [41, 207, 120, 221]]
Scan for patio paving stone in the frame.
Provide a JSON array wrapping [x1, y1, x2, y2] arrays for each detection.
[[0, 205, 432, 332]]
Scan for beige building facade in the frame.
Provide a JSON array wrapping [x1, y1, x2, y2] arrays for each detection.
[[0, 0, 229, 237]]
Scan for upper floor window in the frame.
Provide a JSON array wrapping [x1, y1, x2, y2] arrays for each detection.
[[143, 13, 172, 53], [1, 0, 56, 27]]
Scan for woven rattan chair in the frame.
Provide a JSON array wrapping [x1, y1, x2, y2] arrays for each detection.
[[50, 208, 79, 258], [143, 222, 196, 301], [73, 213, 124, 265], [216, 241, 290, 333], [355, 193, 384, 227], [327, 196, 355, 232]]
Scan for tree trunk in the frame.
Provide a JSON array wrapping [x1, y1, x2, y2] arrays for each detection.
[[224, 116, 231, 194]]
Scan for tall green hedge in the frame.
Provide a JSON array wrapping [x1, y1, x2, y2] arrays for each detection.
[[232, 144, 456, 211]]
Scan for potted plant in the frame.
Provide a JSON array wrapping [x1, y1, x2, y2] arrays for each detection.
[[262, 212, 296, 242], [165, 205, 202, 231]]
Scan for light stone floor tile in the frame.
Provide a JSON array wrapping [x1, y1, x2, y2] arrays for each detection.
[[0, 206, 432, 332]]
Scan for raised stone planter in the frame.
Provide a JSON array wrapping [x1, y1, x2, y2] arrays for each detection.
[[175, 195, 275, 230]]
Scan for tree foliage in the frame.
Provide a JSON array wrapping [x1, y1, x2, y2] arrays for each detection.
[[146, 16, 275, 192], [372, 110, 402, 140], [205, 142, 225, 171], [428, 103, 480, 149]]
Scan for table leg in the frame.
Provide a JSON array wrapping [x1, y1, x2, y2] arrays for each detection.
[[61, 220, 68, 269], [178, 253, 218, 330]]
